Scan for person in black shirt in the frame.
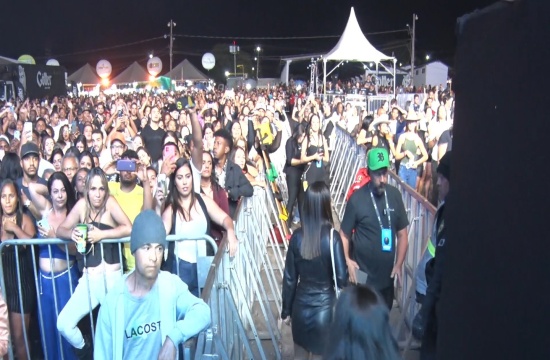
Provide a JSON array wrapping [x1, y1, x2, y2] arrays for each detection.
[[284, 123, 307, 227], [339, 148, 409, 310], [141, 107, 166, 163]]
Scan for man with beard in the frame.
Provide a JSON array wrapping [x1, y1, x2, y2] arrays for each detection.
[[103, 132, 127, 182], [109, 150, 153, 271], [1, 108, 17, 140], [339, 148, 409, 310], [17, 142, 47, 222], [141, 107, 166, 163], [94, 210, 210, 359], [91, 129, 111, 167], [94, 102, 108, 129]]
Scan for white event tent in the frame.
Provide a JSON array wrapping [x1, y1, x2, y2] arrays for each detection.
[[322, 7, 397, 94], [280, 7, 397, 94]]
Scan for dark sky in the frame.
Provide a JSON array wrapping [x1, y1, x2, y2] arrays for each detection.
[[2, 0, 495, 77]]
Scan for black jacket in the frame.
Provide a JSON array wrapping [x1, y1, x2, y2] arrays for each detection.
[[281, 225, 348, 354], [223, 159, 253, 216], [281, 225, 348, 318]]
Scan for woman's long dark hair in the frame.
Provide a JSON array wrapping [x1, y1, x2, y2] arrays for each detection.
[[78, 150, 94, 169], [0, 153, 23, 182], [201, 151, 222, 191], [0, 179, 23, 227], [166, 158, 196, 222], [324, 285, 401, 360], [49, 148, 64, 164], [361, 115, 374, 132], [292, 122, 307, 143], [73, 134, 88, 151], [47, 172, 77, 214], [300, 181, 333, 260], [57, 125, 69, 146]]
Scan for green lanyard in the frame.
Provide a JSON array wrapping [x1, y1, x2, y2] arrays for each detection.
[[370, 189, 391, 230]]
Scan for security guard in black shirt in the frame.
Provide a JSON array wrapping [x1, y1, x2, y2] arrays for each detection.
[[340, 147, 409, 309]]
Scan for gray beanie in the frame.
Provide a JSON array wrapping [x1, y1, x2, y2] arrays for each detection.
[[130, 210, 167, 254]]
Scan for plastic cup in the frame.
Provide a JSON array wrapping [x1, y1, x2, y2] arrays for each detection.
[[75, 224, 88, 253]]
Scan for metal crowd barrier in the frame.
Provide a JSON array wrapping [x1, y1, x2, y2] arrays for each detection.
[[328, 124, 436, 348], [395, 93, 427, 110], [196, 186, 287, 359], [366, 94, 394, 114], [0, 235, 217, 360]]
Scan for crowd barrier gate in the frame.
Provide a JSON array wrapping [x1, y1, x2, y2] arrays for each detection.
[[329, 125, 436, 349], [0, 235, 217, 360], [195, 186, 287, 359]]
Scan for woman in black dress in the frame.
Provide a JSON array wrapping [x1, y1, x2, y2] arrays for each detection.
[[284, 123, 307, 227], [281, 182, 347, 359], [301, 114, 330, 188], [0, 178, 37, 360]]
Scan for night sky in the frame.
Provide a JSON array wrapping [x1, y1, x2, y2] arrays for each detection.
[[2, 0, 495, 79]]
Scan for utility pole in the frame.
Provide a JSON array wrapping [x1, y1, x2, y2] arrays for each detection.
[[167, 20, 176, 89], [411, 14, 418, 87]]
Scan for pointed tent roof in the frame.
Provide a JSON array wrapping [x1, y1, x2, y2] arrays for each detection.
[[164, 59, 209, 81], [112, 61, 150, 84], [68, 63, 101, 85], [324, 7, 394, 63]]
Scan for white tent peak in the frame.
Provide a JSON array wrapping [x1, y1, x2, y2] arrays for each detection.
[[324, 7, 395, 63]]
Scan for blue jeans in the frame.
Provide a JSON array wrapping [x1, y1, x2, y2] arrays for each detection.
[[172, 258, 199, 297], [399, 165, 418, 189], [39, 266, 79, 360]]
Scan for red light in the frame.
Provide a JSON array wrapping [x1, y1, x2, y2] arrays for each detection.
[[233, 41, 236, 45]]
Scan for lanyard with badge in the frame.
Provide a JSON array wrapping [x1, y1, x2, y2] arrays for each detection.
[[370, 190, 392, 252]]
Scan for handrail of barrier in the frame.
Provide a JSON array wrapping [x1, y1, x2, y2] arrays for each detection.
[[0, 235, 217, 360], [329, 124, 436, 349], [196, 186, 286, 359]]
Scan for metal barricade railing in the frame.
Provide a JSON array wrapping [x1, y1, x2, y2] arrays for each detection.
[[367, 94, 394, 114], [197, 186, 286, 359], [395, 93, 427, 110], [328, 124, 436, 347], [0, 235, 217, 360]]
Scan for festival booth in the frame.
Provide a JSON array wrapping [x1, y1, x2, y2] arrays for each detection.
[[111, 61, 170, 93], [68, 63, 102, 95], [164, 59, 209, 82]]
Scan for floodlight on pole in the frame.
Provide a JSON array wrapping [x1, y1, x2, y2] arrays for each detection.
[[229, 41, 240, 77], [255, 46, 261, 79]]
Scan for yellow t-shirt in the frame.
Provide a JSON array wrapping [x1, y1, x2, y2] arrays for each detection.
[[108, 182, 144, 271]]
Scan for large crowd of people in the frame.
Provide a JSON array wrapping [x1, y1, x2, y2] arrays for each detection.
[[0, 81, 450, 358]]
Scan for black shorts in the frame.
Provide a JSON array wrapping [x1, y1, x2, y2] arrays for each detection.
[[2, 247, 36, 314]]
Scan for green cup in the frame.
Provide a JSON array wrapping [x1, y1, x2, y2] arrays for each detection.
[[75, 224, 88, 253]]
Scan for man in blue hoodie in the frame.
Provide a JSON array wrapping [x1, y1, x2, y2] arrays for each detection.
[[94, 210, 211, 359]]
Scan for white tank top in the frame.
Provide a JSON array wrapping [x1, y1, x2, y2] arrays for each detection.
[[174, 209, 208, 263]]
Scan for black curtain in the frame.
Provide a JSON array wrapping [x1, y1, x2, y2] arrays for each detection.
[[439, 1, 550, 359]]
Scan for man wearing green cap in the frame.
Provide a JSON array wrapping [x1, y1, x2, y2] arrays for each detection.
[[339, 147, 409, 310]]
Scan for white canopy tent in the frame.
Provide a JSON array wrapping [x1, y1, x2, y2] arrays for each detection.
[[323, 7, 397, 95]]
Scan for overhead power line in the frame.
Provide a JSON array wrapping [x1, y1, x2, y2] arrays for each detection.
[[173, 29, 407, 40], [39, 28, 409, 60], [40, 36, 165, 59]]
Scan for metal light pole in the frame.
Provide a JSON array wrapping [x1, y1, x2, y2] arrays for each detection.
[[255, 46, 261, 79], [411, 14, 418, 87], [229, 42, 239, 77], [167, 20, 176, 89]]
